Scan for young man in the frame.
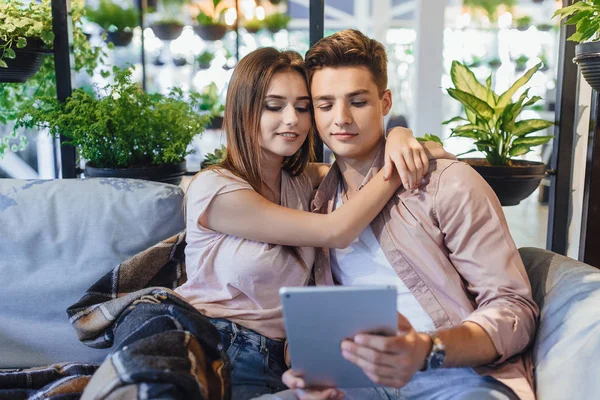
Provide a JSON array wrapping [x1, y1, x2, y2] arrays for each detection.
[[282, 29, 538, 400]]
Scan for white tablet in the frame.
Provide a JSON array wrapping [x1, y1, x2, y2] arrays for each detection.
[[280, 285, 397, 389]]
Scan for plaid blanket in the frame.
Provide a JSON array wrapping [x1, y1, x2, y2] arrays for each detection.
[[0, 232, 231, 400]]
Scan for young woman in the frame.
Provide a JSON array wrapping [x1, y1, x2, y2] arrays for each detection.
[[175, 47, 451, 400]]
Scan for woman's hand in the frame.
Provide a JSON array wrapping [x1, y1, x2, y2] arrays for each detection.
[[282, 370, 345, 400], [383, 127, 429, 190]]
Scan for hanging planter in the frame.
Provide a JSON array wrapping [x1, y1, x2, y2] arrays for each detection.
[[105, 31, 134, 47], [151, 22, 184, 41], [0, 39, 52, 83], [574, 42, 600, 91], [193, 24, 229, 41], [554, 2, 600, 91]]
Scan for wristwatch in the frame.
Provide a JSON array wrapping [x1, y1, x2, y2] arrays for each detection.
[[423, 332, 446, 371]]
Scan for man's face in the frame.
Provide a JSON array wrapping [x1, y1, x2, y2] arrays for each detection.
[[310, 66, 392, 162]]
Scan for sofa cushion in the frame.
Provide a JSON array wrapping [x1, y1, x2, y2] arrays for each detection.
[[0, 178, 185, 368], [519, 247, 600, 400]]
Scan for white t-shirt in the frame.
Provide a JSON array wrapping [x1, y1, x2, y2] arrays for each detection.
[[330, 184, 436, 333]]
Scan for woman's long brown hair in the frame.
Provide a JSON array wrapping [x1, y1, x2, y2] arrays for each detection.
[[190, 48, 316, 272], [218, 47, 315, 192]]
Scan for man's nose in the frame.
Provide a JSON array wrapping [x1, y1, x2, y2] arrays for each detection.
[[334, 105, 352, 127]]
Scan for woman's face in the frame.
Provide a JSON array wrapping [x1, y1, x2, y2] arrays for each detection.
[[259, 71, 312, 161]]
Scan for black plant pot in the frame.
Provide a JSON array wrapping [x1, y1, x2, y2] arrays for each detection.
[[0, 38, 52, 83], [151, 23, 184, 41], [462, 159, 547, 206], [193, 25, 229, 41], [574, 42, 600, 91], [207, 116, 224, 130], [85, 161, 187, 186], [105, 31, 134, 47], [173, 57, 188, 67]]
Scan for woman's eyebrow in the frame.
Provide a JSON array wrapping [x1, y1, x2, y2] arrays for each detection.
[[265, 95, 310, 101]]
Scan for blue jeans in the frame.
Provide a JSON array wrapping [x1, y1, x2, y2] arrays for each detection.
[[209, 318, 288, 400], [259, 368, 518, 400]]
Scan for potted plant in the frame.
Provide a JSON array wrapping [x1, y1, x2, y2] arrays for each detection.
[[196, 50, 215, 69], [201, 144, 226, 169], [151, 18, 185, 41], [554, 1, 600, 91], [13, 67, 211, 184], [514, 54, 529, 72], [467, 55, 482, 68], [487, 57, 502, 69], [197, 82, 224, 129], [244, 18, 264, 33], [0, 2, 106, 157], [515, 15, 533, 31], [263, 12, 291, 33], [536, 23, 553, 32], [0, 0, 55, 83], [438, 61, 554, 206], [538, 50, 550, 72], [150, 0, 188, 41], [194, 0, 229, 41], [85, 0, 139, 47], [462, 0, 516, 22]]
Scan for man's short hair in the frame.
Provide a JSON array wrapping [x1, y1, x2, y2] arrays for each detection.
[[305, 29, 388, 96]]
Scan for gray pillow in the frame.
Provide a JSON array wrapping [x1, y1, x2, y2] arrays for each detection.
[[0, 178, 185, 368], [520, 247, 600, 400]]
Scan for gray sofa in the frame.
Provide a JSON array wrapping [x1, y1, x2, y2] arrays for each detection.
[[1, 178, 599, 399]]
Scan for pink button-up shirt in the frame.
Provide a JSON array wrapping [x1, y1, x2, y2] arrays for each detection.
[[311, 145, 539, 400]]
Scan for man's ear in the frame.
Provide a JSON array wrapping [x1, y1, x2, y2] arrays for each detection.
[[381, 89, 392, 116]]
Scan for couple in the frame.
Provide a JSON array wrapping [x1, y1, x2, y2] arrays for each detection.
[[177, 30, 537, 400]]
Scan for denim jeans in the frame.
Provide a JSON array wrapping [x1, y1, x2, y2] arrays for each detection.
[[258, 368, 518, 400], [209, 318, 288, 400]]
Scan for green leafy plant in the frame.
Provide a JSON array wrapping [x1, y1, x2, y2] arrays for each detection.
[[487, 57, 502, 69], [416, 134, 443, 145], [441, 61, 554, 166], [515, 16, 532, 30], [201, 144, 226, 169], [0, 1, 106, 157], [553, 0, 600, 42], [0, 0, 55, 68], [467, 55, 482, 68], [244, 18, 264, 32], [13, 67, 211, 168], [196, 50, 215, 68], [197, 82, 224, 116], [514, 54, 529, 71], [85, 0, 139, 32], [263, 12, 291, 32], [463, 0, 516, 22], [196, 0, 226, 26]]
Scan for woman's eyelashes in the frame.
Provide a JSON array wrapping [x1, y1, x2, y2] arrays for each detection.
[[264, 103, 310, 113]]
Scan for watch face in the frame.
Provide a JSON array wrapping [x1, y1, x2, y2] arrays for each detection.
[[430, 351, 445, 369]]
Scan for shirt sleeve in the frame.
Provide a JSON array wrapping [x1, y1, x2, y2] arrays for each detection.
[[186, 169, 253, 232], [434, 162, 539, 364]]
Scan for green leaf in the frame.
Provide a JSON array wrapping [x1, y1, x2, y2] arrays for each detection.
[[512, 136, 554, 146], [0, 60, 7, 68], [447, 88, 494, 121], [442, 116, 467, 125], [450, 61, 489, 101], [40, 30, 55, 44], [4, 48, 16, 59], [16, 37, 27, 48], [509, 144, 532, 157], [456, 148, 479, 157], [422, 133, 443, 144], [496, 63, 541, 110], [512, 119, 555, 136]]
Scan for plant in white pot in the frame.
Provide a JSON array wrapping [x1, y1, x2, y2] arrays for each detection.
[[431, 61, 554, 206], [554, 0, 600, 91]]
